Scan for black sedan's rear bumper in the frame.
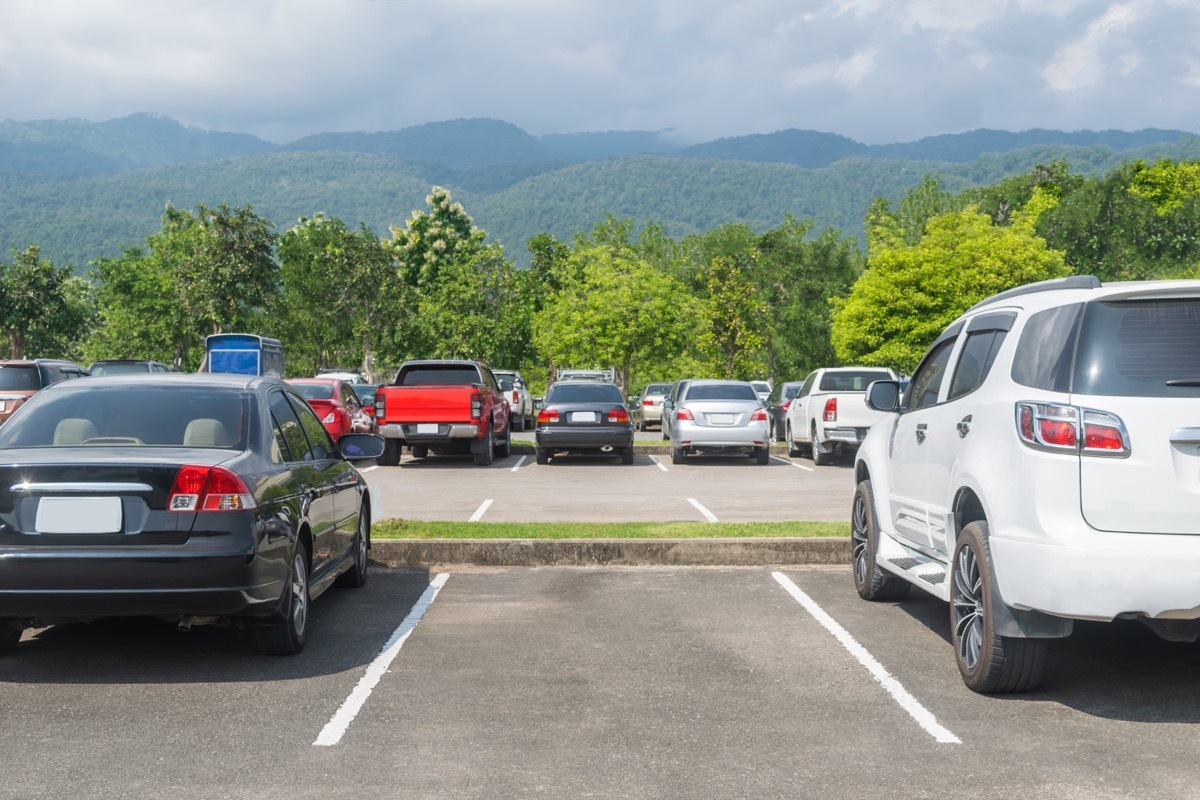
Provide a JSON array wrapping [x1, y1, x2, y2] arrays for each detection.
[[0, 543, 289, 623], [536, 427, 634, 452]]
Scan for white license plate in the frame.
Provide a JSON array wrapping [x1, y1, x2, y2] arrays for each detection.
[[416, 423, 439, 434], [710, 414, 735, 424], [35, 496, 123, 534], [571, 411, 598, 423]]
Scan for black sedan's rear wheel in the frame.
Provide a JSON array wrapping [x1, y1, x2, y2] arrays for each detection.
[[256, 542, 310, 655], [621, 447, 634, 465], [335, 506, 369, 589], [536, 447, 550, 465]]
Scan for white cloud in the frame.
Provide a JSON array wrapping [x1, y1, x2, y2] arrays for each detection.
[[1042, 2, 1142, 91]]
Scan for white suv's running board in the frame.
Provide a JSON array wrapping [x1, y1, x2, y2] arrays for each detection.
[[876, 531, 951, 601]]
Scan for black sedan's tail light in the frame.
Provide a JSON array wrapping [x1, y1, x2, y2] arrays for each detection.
[[169, 465, 257, 511]]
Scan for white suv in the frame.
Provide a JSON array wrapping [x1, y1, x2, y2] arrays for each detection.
[[853, 275, 1200, 693]]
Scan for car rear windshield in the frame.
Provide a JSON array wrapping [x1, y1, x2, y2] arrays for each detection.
[[546, 384, 625, 404], [398, 365, 482, 385], [818, 371, 893, 392], [644, 384, 671, 395], [292, 383, 335, 400], [685, 384, 758, 401], [1073, 298, 1200, 397], [0, 386, 249, 449], [89, 362, 151, 376], [0, 365, 39, 391]]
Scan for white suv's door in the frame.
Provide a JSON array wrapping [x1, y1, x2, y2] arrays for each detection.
[[887, 336, 959, 550]]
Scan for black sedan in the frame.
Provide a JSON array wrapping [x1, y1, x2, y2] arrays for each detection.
[[535, 381, 635, 464], [0, 373, 384, 656]]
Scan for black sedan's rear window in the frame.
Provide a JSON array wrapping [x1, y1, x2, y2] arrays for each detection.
[[546, 383, 625, 404], [0, 386, 249, 448]]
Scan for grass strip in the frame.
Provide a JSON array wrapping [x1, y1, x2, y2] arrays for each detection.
[[372, 519, 849, 539]]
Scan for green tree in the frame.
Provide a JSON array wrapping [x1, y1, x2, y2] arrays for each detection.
[[1129, 159, 1200, 214], [86, 203, 279, 370], [533, 244, 703, 390], [0, 245, 92, 359], [832, 204, 1070, 372], [700, 255, 767, 379]]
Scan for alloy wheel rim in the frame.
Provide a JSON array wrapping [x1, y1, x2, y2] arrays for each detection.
[[356, 516, 368, 571], [291, 553, 308, 636], [952, 545, 984, 670], [851, 492, 869, 586]]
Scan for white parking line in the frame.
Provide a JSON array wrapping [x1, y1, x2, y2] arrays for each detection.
[[770, 455, 813, 471], [687, 497, 719, 523], [359, 465, 379, 473], [511, 456, 527, 472], [313, 572, 450, 747], [468, 499, 494, 522], [648, 455, 668, 472], [771, 571, 961, 745]]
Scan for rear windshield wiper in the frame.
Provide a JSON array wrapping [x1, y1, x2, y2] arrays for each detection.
[[1165, 379, 1200, 386]]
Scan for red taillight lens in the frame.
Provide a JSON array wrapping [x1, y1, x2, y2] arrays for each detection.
[[823, 397, 837, 422], [538, 408, 559, 424], [374, 396, 385, 419], [512, 390, 519, 403], [1039, 419, 1077, 447], [676, 407, 694, 421], [470, 392, 483, 420], [169, 465, 256, 512], [781, 401, 791, 412], [608, 407, 630, 423], [643, 399, 653, 406], [750, 407, 768, 421]]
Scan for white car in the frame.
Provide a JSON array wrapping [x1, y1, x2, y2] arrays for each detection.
[[494, 369, 533, 432], [853, 275, 1200, 693], [785, 366, 898, 465], [668, 379, 770, 464]]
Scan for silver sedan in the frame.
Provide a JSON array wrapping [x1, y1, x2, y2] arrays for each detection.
[[668, 380, 770, 465]]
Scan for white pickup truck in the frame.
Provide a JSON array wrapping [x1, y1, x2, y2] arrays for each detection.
[[785, 366, 898, 465]]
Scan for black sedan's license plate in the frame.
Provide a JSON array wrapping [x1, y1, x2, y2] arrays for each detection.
[[35, 496, 123, 534]]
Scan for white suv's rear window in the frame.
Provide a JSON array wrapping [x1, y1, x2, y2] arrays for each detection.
[[1074, 299, 1200, 397]]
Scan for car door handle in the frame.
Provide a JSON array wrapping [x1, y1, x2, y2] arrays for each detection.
[[915, 423, 927, 443], [957, 415, 973, 438]]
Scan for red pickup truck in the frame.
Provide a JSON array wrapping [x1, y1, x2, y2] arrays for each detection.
[[373, 359, 511, 466]]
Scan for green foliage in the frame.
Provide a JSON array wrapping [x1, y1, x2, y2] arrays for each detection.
[[0, 245, 92, 359], [533, 244, 703, 390], [832, 208, 1070, 372], [699, 255, 767, 379], [1129, 159, 1200, 214]]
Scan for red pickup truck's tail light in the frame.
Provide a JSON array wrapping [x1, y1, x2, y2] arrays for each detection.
[[823, 397, 837, 422], [538, 408, 559, 424], [608, 407, 630, 423], [470, 391, 483, 420], [374, 395, 385, 419]]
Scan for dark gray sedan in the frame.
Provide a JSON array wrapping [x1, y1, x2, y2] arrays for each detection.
[[0, 373, 384, 656], [535, 381, 635, 464]]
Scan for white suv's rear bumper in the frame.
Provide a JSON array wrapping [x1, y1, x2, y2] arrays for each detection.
[[991, 529, 1200, 621]]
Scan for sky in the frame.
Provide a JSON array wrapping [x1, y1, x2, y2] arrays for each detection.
[[2, 0, 1199, 145]]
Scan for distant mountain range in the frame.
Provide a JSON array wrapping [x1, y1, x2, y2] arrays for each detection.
[[1, 113, 1198, 269]]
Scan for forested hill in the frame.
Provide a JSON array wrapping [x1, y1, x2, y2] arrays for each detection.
[[2, 113, 1199, 270]]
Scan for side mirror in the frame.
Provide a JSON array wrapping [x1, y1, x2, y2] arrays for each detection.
[[339, 433, 386, 461], [664, 398, 675, 410], [865, 380, 901, 412]]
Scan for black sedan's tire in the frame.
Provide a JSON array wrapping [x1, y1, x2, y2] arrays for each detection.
[[474, 428, 494, 466], [256, 542, 310, 656], [851, 480, 911, 602], [335, 507, 369, 589], [951, 521, 1047, 693], [0, 619, 22, 655], [536, 448, 550, 465], [621, 447, 634, 465]]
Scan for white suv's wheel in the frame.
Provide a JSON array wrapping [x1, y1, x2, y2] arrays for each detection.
[[951, 521, 1048, 693], [851, 481, 910, 601]]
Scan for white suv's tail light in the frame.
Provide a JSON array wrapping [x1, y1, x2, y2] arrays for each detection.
[[1015, 402, 1131, 457]]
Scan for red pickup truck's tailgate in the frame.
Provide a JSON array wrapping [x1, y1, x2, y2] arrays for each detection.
[[380, 386, 475, 423]]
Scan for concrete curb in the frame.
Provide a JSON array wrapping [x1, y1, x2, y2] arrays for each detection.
[[369, 537, 851, 569]]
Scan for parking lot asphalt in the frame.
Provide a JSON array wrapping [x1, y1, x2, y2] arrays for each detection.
[[364, 446, 852, 525], [6, 566, 1198, 799]]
